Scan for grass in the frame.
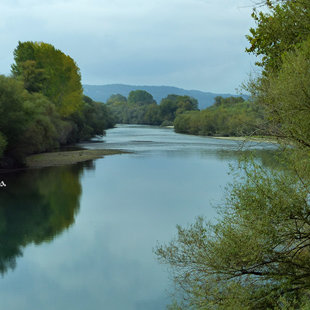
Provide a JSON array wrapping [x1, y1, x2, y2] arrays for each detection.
[[26, 149, 128, 168]]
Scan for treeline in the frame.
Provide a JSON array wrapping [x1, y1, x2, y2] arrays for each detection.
[[174, 96, 264, 136], [106, 91, 198, 126], [0, 41, 114, 168]]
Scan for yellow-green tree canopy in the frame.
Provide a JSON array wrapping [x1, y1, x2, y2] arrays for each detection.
[[12, 41, 83, 116]]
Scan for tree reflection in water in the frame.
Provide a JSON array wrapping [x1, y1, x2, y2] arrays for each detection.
[[0, 161, 94, 275]]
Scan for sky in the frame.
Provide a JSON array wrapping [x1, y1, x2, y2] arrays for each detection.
[[0, 0, 257, 93]]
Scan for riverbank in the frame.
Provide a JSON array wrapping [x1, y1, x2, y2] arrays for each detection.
[[212, 136, 278, 144], [26, 149, 127, 168]]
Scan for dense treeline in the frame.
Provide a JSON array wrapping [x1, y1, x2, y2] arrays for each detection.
[[0, 41, 114, 168], [174, 96, 264, 136], [106, 91, 198, 126], [156, 1, 310, 309]]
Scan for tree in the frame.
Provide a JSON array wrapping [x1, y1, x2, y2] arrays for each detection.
[[143, 103, 162, 125], [160, 95, 198, 124], [249, 38, 310, 148], [173, 97, 262, 137], [127, 90, 156, 106], [0, 76, 29, 155], [12, 41, 84, 116], [0, 133, 7, 159], [246, 0, 310, 73], [19, 60, 47, 93], [156, 155, 310, 309], [106, 94, 127, 105]]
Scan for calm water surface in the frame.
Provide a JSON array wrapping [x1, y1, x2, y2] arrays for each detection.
[[0, 125, 276, 309]]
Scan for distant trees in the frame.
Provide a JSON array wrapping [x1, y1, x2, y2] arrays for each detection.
[[174, 96, 263, 136], [159, 95, 198, 125], [106, 91, 198, 126], [127, 90, 156, 106], [0, 41, 115, 167]]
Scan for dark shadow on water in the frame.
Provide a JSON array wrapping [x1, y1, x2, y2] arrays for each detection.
[[0, 161, 92, 276]]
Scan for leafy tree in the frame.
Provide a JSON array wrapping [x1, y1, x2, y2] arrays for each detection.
[[246, 0, 310, 73], [12, 41, 84, 116], [0, 133, 7, 159], [106, 94, 130, 123], [127, 90, 156, 106], [0, 44, 115, 167], [19, 60, 47, 93], [143, 103, 162, 125], [248, 38, 310, 148], [174, 97, 262, 137], [69, 96, 115, 140], [106, 93, 127, 105], [159, 95, 198, 124], [156, 154, 310, 309], [0, 75, 30, 162], [106, 92, 199, 126]]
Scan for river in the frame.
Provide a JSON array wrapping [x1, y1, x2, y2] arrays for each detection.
[[0, 125, 277, 309]]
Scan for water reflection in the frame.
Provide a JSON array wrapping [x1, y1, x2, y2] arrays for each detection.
[[0, 126, 280, 309], [0, 163, 88, 275]]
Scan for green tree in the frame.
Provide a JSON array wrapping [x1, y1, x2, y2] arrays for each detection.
[[0, 133, 7, 159], [127, 90, 156, 106], [0, 75, 29, 162], [19, 60, 47, 93], [249, 38, 310, 147], [174, 97, 262, 137], [12, 41, 84, 116], [106, 93, 127, 105], [246, 0, 310, 73], [160, 95, 198, 124], [156, 155, 310, 309], [143, 103, 162, 125]]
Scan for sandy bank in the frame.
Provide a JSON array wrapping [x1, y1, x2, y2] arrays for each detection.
[[211, 136, 278, 144], [26, 149, 128, 168]]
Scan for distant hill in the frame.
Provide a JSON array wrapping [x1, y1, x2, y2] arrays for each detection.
[[83, 84, 246, 110]]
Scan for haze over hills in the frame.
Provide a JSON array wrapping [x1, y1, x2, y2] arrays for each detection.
[[83, 84, 244, 110]]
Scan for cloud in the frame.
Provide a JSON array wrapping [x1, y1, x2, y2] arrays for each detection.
[[0, 0, 255, 92]]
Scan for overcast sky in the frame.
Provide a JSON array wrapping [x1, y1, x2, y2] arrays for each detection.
[[0, 0, 257, 93]]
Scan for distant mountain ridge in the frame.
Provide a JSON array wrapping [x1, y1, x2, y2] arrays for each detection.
[[83, 84, 244, 110]]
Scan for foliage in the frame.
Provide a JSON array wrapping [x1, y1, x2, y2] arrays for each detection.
[[12, 41, 84, 116], [0, 42, 115, 167], [0, 133, 7, 159], [247, 38, 310, 148], [246, 0, 310, 73], [174, 96, 263, 136], [160, 95, 198, 123], [106, 92, 198, 126], [127, 90, 156, 106], [143, 103, 162, 125], [68, 96, 115, 141], [156, 151, 310, 309], [0, 75, 32, 164], [106, 94, 127, 105]]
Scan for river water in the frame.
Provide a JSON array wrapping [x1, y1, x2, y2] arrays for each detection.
[[0, 125, 277, 309]]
